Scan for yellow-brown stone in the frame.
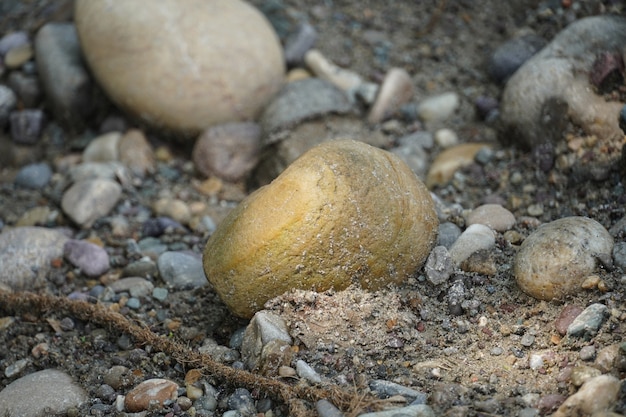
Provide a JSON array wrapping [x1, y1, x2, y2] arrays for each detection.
[[203, 139, 438, 318]]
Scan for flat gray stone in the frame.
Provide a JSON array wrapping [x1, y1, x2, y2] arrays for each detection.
[[0, 369, 87, 417]]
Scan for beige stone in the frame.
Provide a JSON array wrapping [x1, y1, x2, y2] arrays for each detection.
[[119, 129, 155, 177], [367, 68, 414, 124], [203, 140, 438, 318], [74, 0, 284, 137], [426, 143, 489, 188], [514, 217, 613, 301]]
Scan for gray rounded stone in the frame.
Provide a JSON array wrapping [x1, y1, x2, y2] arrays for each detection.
[[500, 16, 626, 156], [61, 178, 122, 227], [259, 78, 353, 144], [14, 162, 52, 189], [0, 369, 87, 417], [157, 251, 207, 289], [0, 226, 68, 291], [63, 239, 110, 277], [488, 33, 546, 83]]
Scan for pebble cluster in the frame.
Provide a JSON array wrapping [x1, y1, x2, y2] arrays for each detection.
[[0, 2, 625, 417]]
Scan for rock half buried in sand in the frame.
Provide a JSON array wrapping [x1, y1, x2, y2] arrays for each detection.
[[500, 16, 626, 164], [74, 0, 284, 137], [514, 216, 613, 301], [203, 140, 438, 318]]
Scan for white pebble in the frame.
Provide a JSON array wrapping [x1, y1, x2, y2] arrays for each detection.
[[304, 49, 363, 92], [529, 354, 544, 370], [434, 128, 458, 148], [82, 131, 122, 162], [417, 92, 460, 123], [449, 224, 495, 265]]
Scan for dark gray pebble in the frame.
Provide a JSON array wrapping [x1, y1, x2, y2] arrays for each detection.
[[227, 388, 256, 417], [474, 95, 499, 121], [14, 162, 52, 189], [612, 241, 626, 270], [488, 33, 546, 83], [94, 384, 116, 401], [137, 237, 168, 257], [284, 22, 318, 66], [142, 217, 185, 237], [7, 71, 41, 107], [260, 78, 353, 143], [0, 84, 16, 128], [10, 109, 44, 144], [122, 258, 158, 278], [437, 222, 461, 249]]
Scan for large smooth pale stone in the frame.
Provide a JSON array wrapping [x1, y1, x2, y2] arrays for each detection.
[[203, 140, 438, 318], [74, 0, 285, 136]]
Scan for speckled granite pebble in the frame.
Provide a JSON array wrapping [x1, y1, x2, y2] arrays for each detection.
[[567, 303, 608, 338], [0, 226, 68, 291], [424, 246, 454, 285], [514, 217, 613, 301], [227, 388, 256, 416], [0, 369, 87, 417]]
